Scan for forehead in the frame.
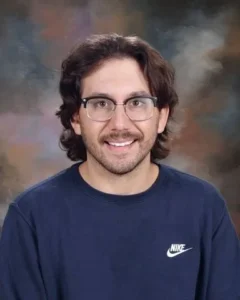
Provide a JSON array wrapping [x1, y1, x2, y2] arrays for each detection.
[[81, 58, 150, 99]]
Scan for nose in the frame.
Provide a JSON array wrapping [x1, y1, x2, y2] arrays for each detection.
[[108, 104, 131, 130]]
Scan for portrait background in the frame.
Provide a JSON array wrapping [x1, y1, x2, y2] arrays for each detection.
[[0, 0, 240, 235]]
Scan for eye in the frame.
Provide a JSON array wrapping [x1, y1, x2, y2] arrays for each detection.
[[132, 100, 141, 106], [89, 98, 112, 109], [96, 100, 108, 107], [128, 98, 146, 107]]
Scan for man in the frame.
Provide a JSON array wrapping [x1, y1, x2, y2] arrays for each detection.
[[0, 33, 239, 300]]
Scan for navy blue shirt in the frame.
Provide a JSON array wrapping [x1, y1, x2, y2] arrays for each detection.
[[0, 162, 240, 299]]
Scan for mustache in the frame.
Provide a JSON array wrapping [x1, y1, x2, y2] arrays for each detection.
[[100, 131, 143, 142]]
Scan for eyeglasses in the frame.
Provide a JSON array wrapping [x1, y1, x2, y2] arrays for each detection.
[[80, 96, 158, 122]]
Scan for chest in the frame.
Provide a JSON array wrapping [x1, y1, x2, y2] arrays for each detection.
[[38, 209, 201, 299]]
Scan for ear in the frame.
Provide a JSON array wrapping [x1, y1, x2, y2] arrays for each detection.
[[71, 113, 81, 135], [157, 106, 169, 134]]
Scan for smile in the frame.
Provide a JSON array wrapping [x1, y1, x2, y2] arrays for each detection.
[[107, 141, 134, 147]]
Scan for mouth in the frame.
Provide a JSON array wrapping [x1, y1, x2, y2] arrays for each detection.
[[106, 140, 134, 147], [104, 140, 136, 152]]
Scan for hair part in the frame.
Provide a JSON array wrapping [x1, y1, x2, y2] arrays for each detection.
[[56, 33, 179, 162]]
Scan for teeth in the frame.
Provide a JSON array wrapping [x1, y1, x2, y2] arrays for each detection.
[[108, 141, 133, 147]]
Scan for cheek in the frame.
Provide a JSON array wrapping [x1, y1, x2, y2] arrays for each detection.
[[137, 119, 159, 139], [80, 119, 106, 143]]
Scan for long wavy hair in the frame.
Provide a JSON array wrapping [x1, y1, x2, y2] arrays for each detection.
[[56, 33, 179, 161]]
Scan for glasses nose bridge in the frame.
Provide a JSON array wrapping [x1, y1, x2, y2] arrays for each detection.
[[112, 102, 127, 113], [110, 102, 129, 120]]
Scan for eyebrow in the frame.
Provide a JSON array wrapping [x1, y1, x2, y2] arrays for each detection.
[[85, 90, 152, 99]]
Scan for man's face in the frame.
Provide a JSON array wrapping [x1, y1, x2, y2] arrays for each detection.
[[71, 58, 169, 175]]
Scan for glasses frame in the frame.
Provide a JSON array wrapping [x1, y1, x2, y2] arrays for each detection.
[[80, 95, 158, 122]]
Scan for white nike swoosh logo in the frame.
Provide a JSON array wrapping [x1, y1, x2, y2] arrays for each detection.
[[167, 247, 192, 258]]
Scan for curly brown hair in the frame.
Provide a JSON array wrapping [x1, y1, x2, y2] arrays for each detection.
[[56, 33, 179, 162]]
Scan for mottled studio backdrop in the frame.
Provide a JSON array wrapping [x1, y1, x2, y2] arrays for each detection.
[[0, 0, 240, 235]]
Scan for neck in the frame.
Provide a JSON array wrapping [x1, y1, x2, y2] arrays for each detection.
[[78, 157, 159, 195]]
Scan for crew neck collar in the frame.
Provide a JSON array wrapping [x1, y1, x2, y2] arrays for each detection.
[[68, 161, 169, 205]]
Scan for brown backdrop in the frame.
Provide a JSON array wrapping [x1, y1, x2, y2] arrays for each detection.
[[0, 0, 240, 236]]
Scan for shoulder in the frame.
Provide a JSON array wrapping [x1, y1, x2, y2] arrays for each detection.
[[160, 163, 229, 234], [12, 163, 80, 218], [161, 163, 226, 216], [162, 163, 218, 191]]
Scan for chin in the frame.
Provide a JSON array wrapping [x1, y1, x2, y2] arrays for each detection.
[[104, 167, 135, 176], [100, 158, 144, 176]]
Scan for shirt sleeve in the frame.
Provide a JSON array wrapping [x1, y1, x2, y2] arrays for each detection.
[[206, 200, 240, 300], [0, 203, 48, 300]]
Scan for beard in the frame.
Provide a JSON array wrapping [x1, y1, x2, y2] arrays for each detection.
[[79, 125, 158, 175]]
